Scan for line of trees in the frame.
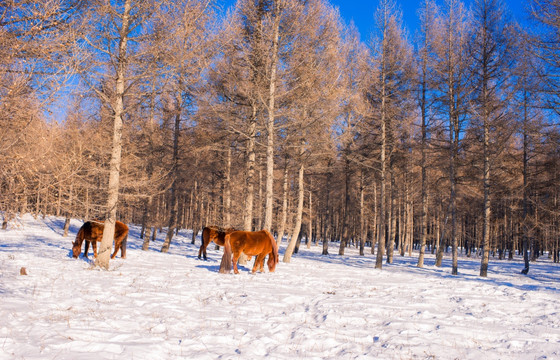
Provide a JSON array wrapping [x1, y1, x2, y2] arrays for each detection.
[[1, 0, 559, 274]]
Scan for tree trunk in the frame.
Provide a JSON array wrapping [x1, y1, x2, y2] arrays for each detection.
[[96, 0, 131, 270], [307, 188, 312, 249], [276, 161, 289, 244], [244, 105, 257, 232], [239, 105, 257, 266], [417, 15, 429, 266], [376, 70, 387, 270], [322, 167, 332, 255], [480, 62, 491, 277], [284, 145, 305, 262], [339, 156, 351, 255], [371, 182, 377, 255], [141, 197, 153, 251], [263, 1, 281, 232], [521, 91, 530, 274], [359, 171, 365, 256], [162, 107, 182, 253], [387, 171, 395, 264], [223, 146, 232, 228], [63, 182, 74, 237], [257, 170, 263, 230]]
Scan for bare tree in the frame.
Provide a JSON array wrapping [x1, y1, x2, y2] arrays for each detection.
[[76, 0, 167, 269], [416, 0, 439, 268], [469, 0, 515, 277], [432, 0, 471, 274], [367, 0, 413, 269], [160, 0, 215, 252], [282, 0, 342, 262]]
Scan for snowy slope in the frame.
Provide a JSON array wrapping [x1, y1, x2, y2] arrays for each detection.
[[0, 214, 558, 359]]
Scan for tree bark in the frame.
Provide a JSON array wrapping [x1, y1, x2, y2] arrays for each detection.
[[161, 106, 182, 253], [264, 0, 281, 232], [307, 188, 313, 249], [276, 161, 289, 244], [417, 2, 430, 266], [96, 0, 131, 270], [284, 144, 305, 262], [223, 146, 232, 228], [244, 105, 257, 232], [387, 171, 395, 264], [359, 171, 366, 256], [376, 61, 387, 270], [63, 182, 74, 237], [339, 156, 351, 255], [521, 89, 531, 274]]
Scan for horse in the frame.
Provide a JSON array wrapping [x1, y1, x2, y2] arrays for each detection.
[[219, 230, 279, 274], [72, 220, 129, 259], [198, 226, 236, 260]]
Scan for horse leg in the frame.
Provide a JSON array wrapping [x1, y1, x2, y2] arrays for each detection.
[[259, 255, 266, 272], [198, 242, 207, 260], [232, 251, 241, 274], [92, 240, 97, 258], [84, 240, 90, 259], [260, 255, 267, 272], [120, 234, 127, 259], [111, 236, 121, 259], [252, 254, 266, 273]]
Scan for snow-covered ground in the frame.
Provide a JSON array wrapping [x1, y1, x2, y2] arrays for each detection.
[[0, 214, 558, 359]]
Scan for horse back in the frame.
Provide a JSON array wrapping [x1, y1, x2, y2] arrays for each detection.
[[229, 230, 273, 255]]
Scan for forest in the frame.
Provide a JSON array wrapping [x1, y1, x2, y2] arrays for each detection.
[[1, 0, 559, 276]]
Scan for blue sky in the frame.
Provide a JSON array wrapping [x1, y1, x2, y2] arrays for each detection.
[[220, 0, 529, 42], [331, 0, 528, 39]]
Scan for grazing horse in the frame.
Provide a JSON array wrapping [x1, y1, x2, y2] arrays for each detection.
[[72, 220, 129, 259], [220, 230, 278, 274], [198, 226, 236, 260]]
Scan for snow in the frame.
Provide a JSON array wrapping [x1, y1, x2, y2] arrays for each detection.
[[1, 214, 559, 360]]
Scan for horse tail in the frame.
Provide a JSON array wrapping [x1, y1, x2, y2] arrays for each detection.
[[265, 230, 279, 268], [219, 234, 233, 274]]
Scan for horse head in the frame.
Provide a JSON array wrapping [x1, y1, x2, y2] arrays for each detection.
[[71, 240, 82, 258]]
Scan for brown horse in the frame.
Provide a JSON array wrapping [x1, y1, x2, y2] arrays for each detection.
[[72, 220, 129, 259], [198, 226, 236, 260], [220, 230, 278, 274]]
